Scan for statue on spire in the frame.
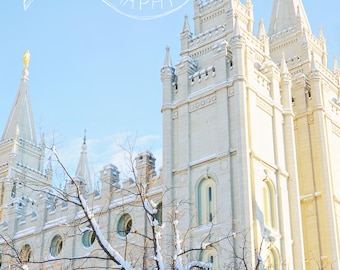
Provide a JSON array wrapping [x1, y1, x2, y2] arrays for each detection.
[[23, 50, 30, 69]]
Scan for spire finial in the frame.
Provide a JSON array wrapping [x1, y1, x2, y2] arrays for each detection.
[[319, 27, 325, 40], [233, 14, 241, 37], [76, 129, 93, 193], [296, 5, 301, 20], [311, 51, 317, 71], [23, 50, 30, 70], [83, 129, 87, 145], [333, 56, 339, 73], [257, 19, 266, 37], [281, 52, 289, 75], [163, 46, 173, 68], [182, 14, 191, 33]]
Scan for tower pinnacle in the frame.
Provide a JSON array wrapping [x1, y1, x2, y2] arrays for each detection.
[[2, 51, 36, 144], [75, 133, 93, 193], [163, 46, 173, 68], [269, 0, 311, 35]]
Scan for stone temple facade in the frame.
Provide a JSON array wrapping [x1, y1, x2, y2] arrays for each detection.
[[1, 0, 340, 269]]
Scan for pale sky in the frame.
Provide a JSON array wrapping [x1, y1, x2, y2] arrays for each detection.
[[0, 0, 339, 177]]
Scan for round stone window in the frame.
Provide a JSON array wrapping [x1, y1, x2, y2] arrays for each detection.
[[117, 213, 132, 237], [82, 227, 96, 248], [50, 234, 63, 257]]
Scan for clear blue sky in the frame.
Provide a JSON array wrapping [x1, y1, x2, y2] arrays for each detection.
[[0, 0, 339, 175]]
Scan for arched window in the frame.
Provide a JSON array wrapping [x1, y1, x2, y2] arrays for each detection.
[[155, 202, 162, 225], [200, 247, 218, 270], [0, 182, 4, 206], [117, 213, 132, 237], [265, 247, 280, 269], [263, 178, 277, 229], [198, 177, 216, 225], [50, 235, 63, 257], [82, 227, 96, 248], [20, 244, 32, 263]]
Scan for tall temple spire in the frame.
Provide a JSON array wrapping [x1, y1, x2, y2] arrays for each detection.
[[75, 130, 93, 193], [1, 50, 36, 144], [182, 14, 191, 33], [269, 0, 311, 35], [163, 46, 173, 68], [257, 19, 266, 37]]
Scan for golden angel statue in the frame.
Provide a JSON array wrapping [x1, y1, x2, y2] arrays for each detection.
[[23, 50, 30, 69]]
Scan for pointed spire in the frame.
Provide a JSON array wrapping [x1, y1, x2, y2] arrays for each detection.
[[233, 14, 241, 37], [182, 14, 191, 33], [41, 133, 45, 147], [296, 5, 301, 20], [333, 56, 339, 74], [301, 28, 307, 44], [318, 27, 325, 40], [75, 130, 93, 192], [83, 129, 87, 145], [46, 156, 53, 173], [281, 52, 290, 75], [257, 19, 266, 37], [269, 0, 311, 35], [311, 51, 317, 71], [2, 51, 36, 144], [163, 46, 173, 68], [46, 156, 53, 182]]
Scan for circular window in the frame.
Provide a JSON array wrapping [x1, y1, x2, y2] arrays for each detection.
[[82, 227, 96, 248], [20, 244, 32, 263], [50, 235, 63, 257], [117, 214, 132, 237]]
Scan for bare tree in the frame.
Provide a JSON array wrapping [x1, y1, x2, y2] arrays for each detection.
[[0, 136, 276, 270], [0, 139, 215, 270]]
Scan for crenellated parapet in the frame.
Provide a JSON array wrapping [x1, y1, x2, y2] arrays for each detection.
[[193, 0, 253, 36], [4, 150, 162, 238]]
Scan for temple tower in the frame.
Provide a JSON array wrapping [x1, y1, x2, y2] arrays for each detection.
[[161, 0, 304, 268], [269, 0, 340, 268], [0, 51, 47, 226]]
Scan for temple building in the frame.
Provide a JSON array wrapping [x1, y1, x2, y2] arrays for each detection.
[[1, 0, 340, 269]]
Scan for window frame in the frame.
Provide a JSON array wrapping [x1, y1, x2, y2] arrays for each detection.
[[49, 234, 63, 258], [82, 227, 96, 248], [117, 213, 133, 237], [20, 244, 32, 263], [197, 177, 217, 225]]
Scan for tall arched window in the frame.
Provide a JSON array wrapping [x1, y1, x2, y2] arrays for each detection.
[[265, 247, 280, 269], [117, 213, 132, 237], [263, 178, 277, 229], [50, 235, 63, 257], [20, 244, 32, 263], [155, 202, 162, 225], [82, 227, 96, 248], [200, 247, 219, 270], [198, 177, 216, 225]]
